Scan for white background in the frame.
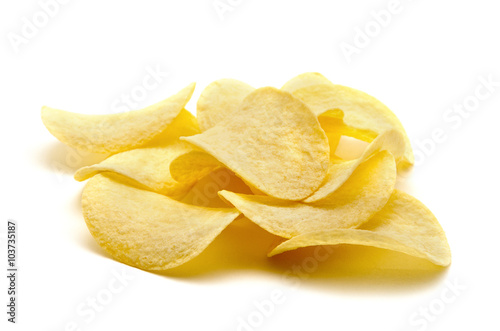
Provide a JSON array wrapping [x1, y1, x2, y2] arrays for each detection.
[[1, 0, 500, 330]]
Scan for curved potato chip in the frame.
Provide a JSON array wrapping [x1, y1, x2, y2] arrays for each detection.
[[142, 108, 200, 147], [169, 150, 266, 197], [42, 83, 195, 154], [183, 87, 330, 201], [304, 130, 404, 203], [281, 72, 333, 93], [197, 79, 255, 131], [169, 150, 223, 183], [270, 190, 451, 267], [245, 182, 266, 195], [317, 109, 345, 157], [180, 168, 253, 208], [82, 173, 241, 270], [291, 83, 413, 166], [318, 108, 378, 143], [333, 136, 370, 160], [219, 150, 396, 238], [75, 141, 194, 197], [74, 110, 202, 197]]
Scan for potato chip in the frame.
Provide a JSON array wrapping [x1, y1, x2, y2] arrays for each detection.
[[304, 130, 404, 203], [183, 87, 330, 201], [74, 141, 194, 197], [82, 173, 241, 270], [169, 150, 267, 198], [74, 109, 202, 197], [281, 72, 333, 93], [269, 190, 451, 267], [333, 136, 370, 160], [290, 83, 414, 166], [197, 79, 255, 131], [317, 109, 344, 158], [41, 83, 195, 154], [169, 150, 222, 183], [181, 168, 253, 208], [141, 108, 200, 146], [43, 73, 449, 273], [219, 150, 396, 238]]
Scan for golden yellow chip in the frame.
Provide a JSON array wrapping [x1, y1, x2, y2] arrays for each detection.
[[82, 173, 241, 270], [183, 87, 330, 201], [141, 108, 200, 146], [169, 150, 222, 184], [197, 79, 255, 131], [270, 190, 451, 267], [290, 83, 414, 166], [317, 109, 345, 158], [304, 130, 405, 203], [219, 150, 396, 238], [170, 150, 265, 198], [41, 83, 195, 154], [74, 109, 201, 197], [43, 73, 450, 273], [180, 168, 253, 208], [281, 72, 333, 93]]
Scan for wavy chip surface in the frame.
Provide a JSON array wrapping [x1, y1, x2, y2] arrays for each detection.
[[197, 78, 255, 131], [281, 72, 333, 93], [74, 109, 201, 197], [270, 190, 451, 267], [42, 83, 195, 154], [42, 73, 450, 273], [220, 151, 396, 238], [183, 87, 330, 201], [304, 130, 405, 203], [82, 173, 240, 270], [290, 81, 413, 166]]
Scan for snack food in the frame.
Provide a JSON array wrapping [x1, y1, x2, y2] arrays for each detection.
[[197, 78, 255, 131], [270, 190, 451, 267], [42, 83, 195, 154], [74, 109, 201, 197], [42, 74, 450, 270], [182, 87, 330, 201], [82, 173, 241, 270], [219, 150, 396, 238]]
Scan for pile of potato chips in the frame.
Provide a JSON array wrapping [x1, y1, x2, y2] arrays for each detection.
[[42, 73, 451, 271]]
